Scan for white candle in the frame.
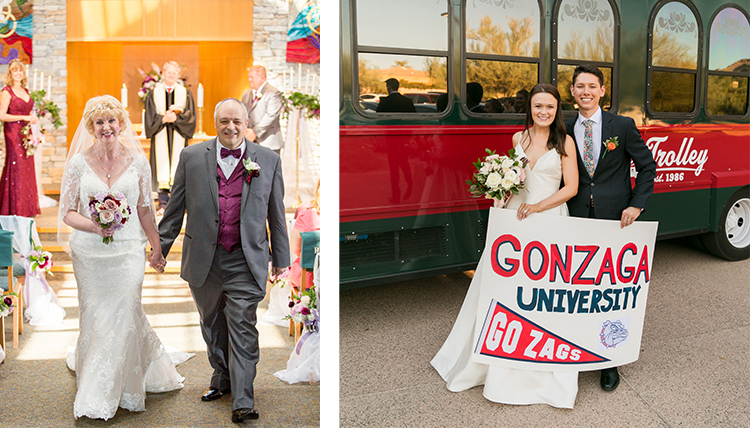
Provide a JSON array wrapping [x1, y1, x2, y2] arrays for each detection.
[[282, 71, 286, 93], [33, 69, 37, 91], [197, 83, 204, 108], [290, 67, 294, 92], [297, 64, 302, 91], [311, 75, 316, 94], [305, 70, 310, 93], [40, 72, 44, 93], [47, 76, 51, 98], [121, 84, 128, 108]]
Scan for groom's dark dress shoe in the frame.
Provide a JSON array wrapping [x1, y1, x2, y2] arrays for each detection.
[[232, 408, 259, 423], [201, 387, 231, 401], [601, 367, 620, 391]]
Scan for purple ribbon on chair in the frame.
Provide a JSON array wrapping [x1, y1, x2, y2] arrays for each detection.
[[295, 308, 319, 355]]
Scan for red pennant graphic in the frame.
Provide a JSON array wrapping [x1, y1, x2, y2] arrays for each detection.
[[475, 300, 609, 365]]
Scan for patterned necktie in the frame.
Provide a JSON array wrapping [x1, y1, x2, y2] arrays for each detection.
[[583, 119, 595, 177], [221, 147, 242, 159]]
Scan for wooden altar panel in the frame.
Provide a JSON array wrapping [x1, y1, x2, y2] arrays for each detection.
[[67, 42, 123, 143], [67, 41, 253, 143], [198, 42, 254, 132], [68, 0, 253, 41]]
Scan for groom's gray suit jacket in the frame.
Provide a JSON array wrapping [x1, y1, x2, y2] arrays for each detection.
[[159, 138, 290, 288]]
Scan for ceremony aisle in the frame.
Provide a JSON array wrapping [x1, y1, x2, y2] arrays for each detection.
[[0, 206, 319, 427]]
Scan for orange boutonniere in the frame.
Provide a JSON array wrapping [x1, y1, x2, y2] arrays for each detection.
[[601, 136, 619, 160]]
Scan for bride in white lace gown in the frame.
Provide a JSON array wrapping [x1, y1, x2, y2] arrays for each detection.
[[431, 84, 580, 408], [59, 96, 191, 420]]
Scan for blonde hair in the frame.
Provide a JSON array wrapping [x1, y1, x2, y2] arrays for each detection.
[[5, 59, 27, 88], [83, 95, 129, 135], [310, 179, 320, 214]]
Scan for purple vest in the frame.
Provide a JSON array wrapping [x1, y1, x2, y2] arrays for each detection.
[[217, 162, 245, 253]]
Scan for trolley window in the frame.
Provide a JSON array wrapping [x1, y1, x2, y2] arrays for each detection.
[[464, 0, 543, 115], [706, 6, 750, 118], [353, 0, 449, 115], [553, 0, 618, 113], [647, 0, 701, 116]]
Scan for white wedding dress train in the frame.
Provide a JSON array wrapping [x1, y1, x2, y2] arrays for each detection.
[[63, 154, 192, 420], [431, 144, 578, 408]]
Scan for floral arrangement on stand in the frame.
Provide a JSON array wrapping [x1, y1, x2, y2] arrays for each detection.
[[0, 291, 17, 317], [282, 91, 320, 120], [20, 89, 63, 157], [285, 284, 318, 333], [26, 244, 53, 278], [467, 148, 529, 206], [137, 63, 189, 104]]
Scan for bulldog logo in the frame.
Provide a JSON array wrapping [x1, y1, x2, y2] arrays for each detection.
[[600, 320, 629, 349]]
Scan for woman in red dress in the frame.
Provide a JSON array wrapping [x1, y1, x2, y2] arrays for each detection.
[[0, 59, 40, 216]]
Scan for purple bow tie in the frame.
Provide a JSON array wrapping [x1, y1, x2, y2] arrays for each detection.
[[221, 147, 242, 159]]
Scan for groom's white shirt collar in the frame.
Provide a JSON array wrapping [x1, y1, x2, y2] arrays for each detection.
[[574, 107, 603, 169], [216, 139, 247, 179]]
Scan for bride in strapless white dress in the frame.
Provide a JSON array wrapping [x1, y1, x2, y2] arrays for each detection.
[[431, 84, 580, 408]]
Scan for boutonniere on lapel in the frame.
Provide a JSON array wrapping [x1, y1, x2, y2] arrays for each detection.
[[255, 91, 263, 100], [242, 158, 261, 183], [601, 136, 619, 159]]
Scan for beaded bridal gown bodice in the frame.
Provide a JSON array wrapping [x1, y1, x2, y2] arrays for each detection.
[[63, 153, 190, 420]]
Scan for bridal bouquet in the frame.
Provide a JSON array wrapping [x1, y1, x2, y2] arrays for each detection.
[[467, 148, 529, 204], [88, 192, 132, 244], [21, 123, 44, 156], [285, 285, 318, 331]]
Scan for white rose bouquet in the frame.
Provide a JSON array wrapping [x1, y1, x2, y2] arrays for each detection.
[[467, 148, 529, 205], [88, 192, 132, 244]]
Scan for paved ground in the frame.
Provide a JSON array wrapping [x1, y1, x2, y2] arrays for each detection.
[[340, 238, 750, 427]]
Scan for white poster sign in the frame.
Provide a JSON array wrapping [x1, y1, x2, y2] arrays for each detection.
[[471, 208, 658, 371]]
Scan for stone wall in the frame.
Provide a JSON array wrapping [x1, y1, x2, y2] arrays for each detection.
[[35, 0, 68, 191]]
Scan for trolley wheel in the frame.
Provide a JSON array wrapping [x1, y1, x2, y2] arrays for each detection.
[[701, 187, 750, 261]]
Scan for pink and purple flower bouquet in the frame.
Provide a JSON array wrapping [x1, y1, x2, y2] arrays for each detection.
[[88, 192, 132, 244]]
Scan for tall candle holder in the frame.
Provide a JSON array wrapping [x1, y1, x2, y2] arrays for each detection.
[[194, 106, 208, 137]]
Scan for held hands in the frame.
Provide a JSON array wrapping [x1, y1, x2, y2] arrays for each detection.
[[92, 220, 115, 238], [620, 206, 642, 229], [148, 250, 167, 273], [271, 266, 288, 277], [162, 110, 177, 123], [29, 113, 38, 124], [516, 203, 539, 221]]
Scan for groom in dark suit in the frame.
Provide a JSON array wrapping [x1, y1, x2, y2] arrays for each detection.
[[565, 64, 656, 391], [158, 98, 290, 422]]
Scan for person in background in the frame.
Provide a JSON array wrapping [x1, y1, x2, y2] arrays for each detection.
[[376, 78, 417, 113], [467, 82, 486, 113], [144, 60, 196, 213], [242, 65, 285, 155], [290, 179, 320, 290], [0, 58, 40, 217]]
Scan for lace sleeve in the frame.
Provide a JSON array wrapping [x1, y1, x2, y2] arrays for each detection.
[[57, 154, 84, 250], [135, 154, 158, 229]]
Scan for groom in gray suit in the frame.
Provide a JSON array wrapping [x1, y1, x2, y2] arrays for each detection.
[[158, 98, 289, 423]]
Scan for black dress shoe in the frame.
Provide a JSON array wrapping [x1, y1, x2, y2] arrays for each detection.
[[600, 367, 620, 391], [201, 387, 231, 401], [232, 408, 259, 423]]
